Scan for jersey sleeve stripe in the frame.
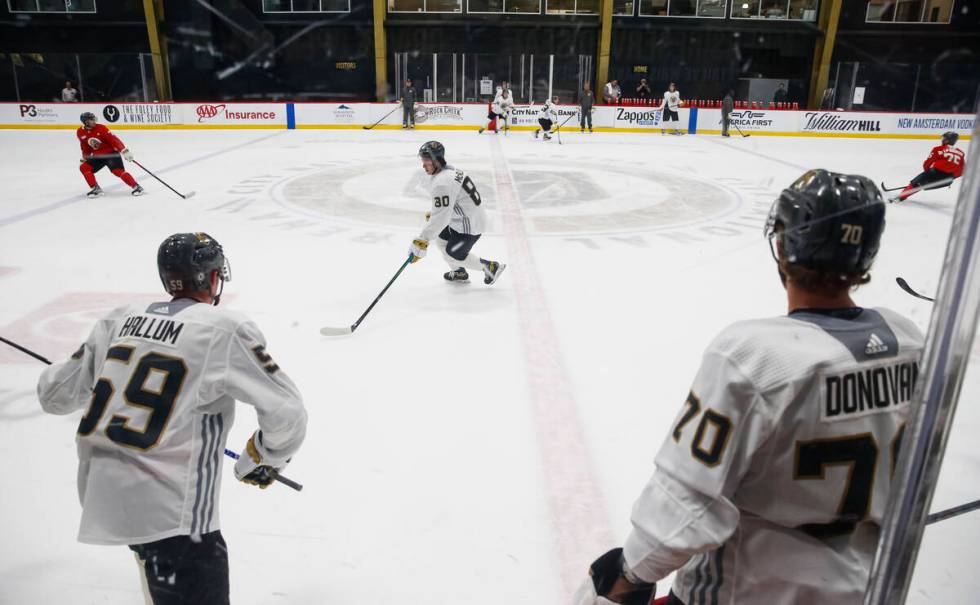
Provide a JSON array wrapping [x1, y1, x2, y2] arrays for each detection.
[[190, 414, 211, 536]]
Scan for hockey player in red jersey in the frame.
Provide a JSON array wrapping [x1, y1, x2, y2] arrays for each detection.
[[77, 111, 144, 198], [896, 131, 965, 201]]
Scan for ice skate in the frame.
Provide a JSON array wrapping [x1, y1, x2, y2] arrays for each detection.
[[444, 268, 469, 282], [86, 185, 103, 198], [131, 185, 145, 196], [481, 260, 506, 285]]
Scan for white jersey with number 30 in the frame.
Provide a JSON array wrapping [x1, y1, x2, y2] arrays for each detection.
[[622, 307, 924, 604], [418, 164, 487, 240], [37, 299, 307, 546]]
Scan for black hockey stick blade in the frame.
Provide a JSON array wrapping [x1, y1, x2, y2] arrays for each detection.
[[896, 277, 935, 302], [319, 256, 413, 337], [881, 182, 904, 192], [222, 449, 303, 491], [927, 498, 980, 525]]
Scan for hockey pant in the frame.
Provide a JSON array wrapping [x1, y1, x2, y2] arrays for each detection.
[[538, 118, 553, 133], [910, 167, 955, 189], [81, 156, 137, 188], [129, 531, 229, 605], [438, 226, 484, 271]]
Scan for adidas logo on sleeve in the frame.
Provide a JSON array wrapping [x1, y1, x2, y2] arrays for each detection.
[[865, 332, 889, 355]]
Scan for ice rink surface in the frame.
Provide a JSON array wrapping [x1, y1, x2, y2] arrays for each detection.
[[0, 127, 977, 604]]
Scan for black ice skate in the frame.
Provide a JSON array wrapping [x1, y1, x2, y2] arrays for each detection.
[[543, 133, 552, 141], [478, 127, 485, 134], [86, 185, 103, 198], [534, 129, 540, 138], [131, 185, 145, 196], [444, 268, 469, 282], [481, 260, 506, 285]]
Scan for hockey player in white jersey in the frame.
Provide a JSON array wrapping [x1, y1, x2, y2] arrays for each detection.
[[660, 82, 682, 135], [408, 141, 506, 284], [575, 170, 924, 605], [479, 88, 515, 134], [534, 96, 559, 140], [37, 232, 308, 605]]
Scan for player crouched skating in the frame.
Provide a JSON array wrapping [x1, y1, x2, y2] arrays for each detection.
[[408, 141, 506, 285], [895, 131, 965, 202], [575, 169, 923, 605], [37, 232, 308, 605], [534, 97, 559, 141], [479, 89, 515, 134], [77, 111, 144, 197]]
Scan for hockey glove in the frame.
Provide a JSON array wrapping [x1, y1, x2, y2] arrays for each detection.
[[121, 148, 134, 161], [409, 239, 428, 263], [234, 431, 289, 489], [572, 548, 656, 605]]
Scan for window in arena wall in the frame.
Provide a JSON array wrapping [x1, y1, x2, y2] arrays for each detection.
[[866, 0, 954, 23], [468, 0, 541, 14], [389, 0, 461, 11], [262, 0, 351, 11], [731, 0, 817, 20], [545, 0, 598, 14], [638, 0, 726, 18], [9, 0, 96, 12], [613, 0, 635, 15]]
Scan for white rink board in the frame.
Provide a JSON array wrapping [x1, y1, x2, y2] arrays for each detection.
[[0, 102, 974, 139]]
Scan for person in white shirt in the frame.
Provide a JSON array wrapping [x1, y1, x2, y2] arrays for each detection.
[[408, 141, 506, 284], [480, 89, 515, 134], [660, 82, 682, 135], [62, 80, 79, 102], [604, 79, 621, 104], [534, 96, 560, 140], [575, 170, 923, 605], [37, 232, 308, 605]]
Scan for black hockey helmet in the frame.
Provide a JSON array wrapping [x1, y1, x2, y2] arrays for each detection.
[[419, 141, 447, 167], [80, 111, 96, 124], [765, 169, 885, 275], [157, 233, 231, 304], [942, 131, 959, 146]]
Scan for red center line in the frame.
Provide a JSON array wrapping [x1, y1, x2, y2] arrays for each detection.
[[488, 136, 613, 600]]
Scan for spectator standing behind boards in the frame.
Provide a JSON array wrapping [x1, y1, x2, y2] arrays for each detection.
[[400, 78, 417, 129], [773, 82, 788, 105], [580, 83, 595, 133], [721, 90, 734, 137], [603, 79, 621, 105], [635, 79, 652, 99], [62, 80, 79, 102]]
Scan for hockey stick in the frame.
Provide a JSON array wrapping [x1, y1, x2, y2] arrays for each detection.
[[896, 277, 935, 302], [0, 336, 304, 492], [881, 182, 905, 192], [364, 105, 401, 130], [555, 113, 575, 146], [222, 449, 303, 491], [131, 160, 196, 199], [320, 256, 413, 336], [0, 336, 52, 364], [927, 498, 980, 525], [733, 122, 750, 138]]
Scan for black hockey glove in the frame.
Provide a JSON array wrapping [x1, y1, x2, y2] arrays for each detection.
[[575, 548, 656, 605]]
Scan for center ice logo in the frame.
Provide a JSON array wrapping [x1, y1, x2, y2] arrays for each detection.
[[196, 104, 227, 122]]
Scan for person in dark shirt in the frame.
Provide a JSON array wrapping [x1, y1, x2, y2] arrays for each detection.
[[635, 79, 652, 99], [773, 82, 788, 105], [400, 79, 417, 129], [722, 90, 734, 137], [580, 83, 595, 133]]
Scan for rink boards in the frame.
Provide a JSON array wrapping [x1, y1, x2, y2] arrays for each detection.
[[1, 101, 973, 140]]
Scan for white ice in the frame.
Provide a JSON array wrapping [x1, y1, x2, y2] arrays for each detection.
[[0, 128, 977, 604]]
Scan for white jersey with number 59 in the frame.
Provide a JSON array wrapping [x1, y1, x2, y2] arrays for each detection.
[[37, 299, 307, 546], [418, 164, 487, 241], [622, 307, 924, 604]]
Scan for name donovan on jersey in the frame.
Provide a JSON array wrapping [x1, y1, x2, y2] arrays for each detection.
[[118, 315, 184, 346], [822, 360, 919, 422]]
